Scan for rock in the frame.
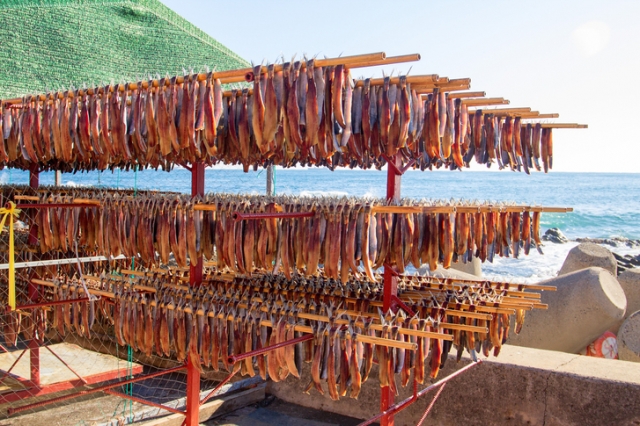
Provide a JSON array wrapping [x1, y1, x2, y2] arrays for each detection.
[[542, 228, 569, 244], [449, 256, 482, 278], [558, 242, 617, 276], [618, 310, 640, 363], [508, 267, 626, 354], [575, 237, 640, 248]]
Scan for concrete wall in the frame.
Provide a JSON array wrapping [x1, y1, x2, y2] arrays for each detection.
[[267, 345, 640, 426]]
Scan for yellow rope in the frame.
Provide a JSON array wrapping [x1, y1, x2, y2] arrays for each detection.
[[0, 202, 22, 310]]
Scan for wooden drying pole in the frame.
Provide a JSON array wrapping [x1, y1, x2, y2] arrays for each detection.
[[538, 123, 588, 129], [29, 277, 445, 345], [470, 107, 532, 115], [461, 97, 509, 107], [448, 91, 486, 99], [14, 194, 572, 215], [77, 271, 495, 333], [3, 51, 422, 106]]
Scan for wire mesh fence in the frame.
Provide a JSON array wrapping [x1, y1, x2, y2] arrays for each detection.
[[0, 169, 228, 425]]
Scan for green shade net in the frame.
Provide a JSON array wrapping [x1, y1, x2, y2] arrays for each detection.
[[0, 0, 249, 99]]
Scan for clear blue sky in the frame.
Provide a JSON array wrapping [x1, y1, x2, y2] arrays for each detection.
[[160, 0, 639, 173]]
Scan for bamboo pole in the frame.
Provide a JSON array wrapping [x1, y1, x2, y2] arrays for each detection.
[[538, 123, 588, 129], [73, 272, 498, 334], [4, 51, 413, 106], [401, 285, 541, 300], [413, 78, 471, 90], [469, 107, 531, 115], [3, 72, 245, 106], [417, 84, 471, 94], [405, 276, 557, 292], [354, 74, 441, 88], [239, 52, 388, 81], [520, 113, 560, 119], [461, 98, 509, 107], [372, 205, 571, 214], [347, 53, 421, 69], [448, 91, 486, 99], [33, 278, 451, 342], [355, 334, 416, 350], [207, 281, 495, 331]]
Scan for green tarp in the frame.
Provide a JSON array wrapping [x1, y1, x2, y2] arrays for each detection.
[[0, 0, 249, 99]]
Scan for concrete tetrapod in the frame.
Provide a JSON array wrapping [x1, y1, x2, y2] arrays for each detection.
[[449, 256, 482, 278], [618, 310, 640, 363], [611, 268, 640, 333], [417, 264, 481, 280], [558, 242, 617, 276], [619, 268, 640, 320], [508, 267, 626, 354]]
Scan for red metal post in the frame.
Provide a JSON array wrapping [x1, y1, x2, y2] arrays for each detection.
[[358, 360, 481, 426], [186, 161, 205, 426], [381, 153, 403, 426], [29, 165, 39, 189], [28, 166, 41, 386], [190, 162, 205, 287], [28, 340, 40, 386]]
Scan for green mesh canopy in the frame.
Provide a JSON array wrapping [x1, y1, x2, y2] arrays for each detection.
[[0, 0, 249, 99]]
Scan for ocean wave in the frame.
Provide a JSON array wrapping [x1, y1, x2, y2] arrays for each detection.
[[299, 190, 350, 198]]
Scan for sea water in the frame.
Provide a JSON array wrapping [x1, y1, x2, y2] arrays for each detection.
[[2, 167, 638, 282]]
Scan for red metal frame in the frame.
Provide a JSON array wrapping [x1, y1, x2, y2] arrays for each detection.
[[227, 333, 313, 366], [4, 156, 479, 424], [185, 161, 205, 426], [2, 168, 163, 419], [376, 154, 478, 425], [358, 360, 482, 426], [27, 167, 39, 246], [381, 153, 402, 426], [104, 389, 186, 416], [199, 370, 239, 407], [7, 364, 185, 415], [42, 345, 87, 385]]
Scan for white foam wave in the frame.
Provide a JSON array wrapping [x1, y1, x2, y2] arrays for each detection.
[[64, 180, 91, 188], [299, 190, 349, 198]]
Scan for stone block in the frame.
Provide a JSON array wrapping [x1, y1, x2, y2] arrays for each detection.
[[558, 242, 617, 276], [508, 267, 626, 353], [417, 264, 481, 281], [450, 255, 482, 277]]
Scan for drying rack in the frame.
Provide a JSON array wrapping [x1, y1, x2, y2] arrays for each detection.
[[0, 50, 586, 426]]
